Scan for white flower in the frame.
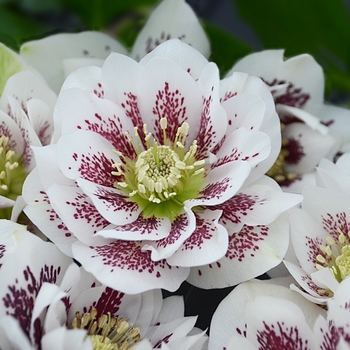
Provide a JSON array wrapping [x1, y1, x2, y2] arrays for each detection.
[[19, 0, 210, 94], [229, 50, 345, 193], [0, 44, 56, 220], [284, 185, 350, 304], [23, 39, 301, 294], [0, 220, 207, 350], [209, 278, 330, 350]]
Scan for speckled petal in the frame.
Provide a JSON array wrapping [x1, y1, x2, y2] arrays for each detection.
[[57, 89, 136, 158], [20, 31, 127, 93], [23, 168, 77, 257], [72, 239, 190, 294], [57, 130, 119, 188], [76, 177, 141, 226], [142, 207, 196, 261], [215, 176, 302, 234], [187, 160, 251, 208], [97, 215, 171, 241], [187, 213, 290, 288], [167, 209, 228, 267], [0, 229, 72, 348], [137, 56, 203, 146], [213, 128, 271, 169], [46, 183, 113, 246], [131, 0, 210, 61]]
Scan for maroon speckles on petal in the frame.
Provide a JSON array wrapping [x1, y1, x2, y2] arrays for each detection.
[[123, 92, 144, 136], [73, 149, 115, 187], [86, 287, 124, 317], [305, 235, 324, 265], [220, 91, 238, 103], [0, 123, 17, 150], [322, 212, 350, 243], [236, 324, 248, 338], [153, 82, 187, 143], [37, 120, 51, 146], [300, 275, 330, 297], [82, 113, 136, 159], [285, 138, 305, 165], [196, 95, 216, 159], [181, 215, 214, 250], [213, 193, 261, 228], [212, 148, 242, 168], [3, 265, 62, 340], [319, 323, 340, 350], [93, 83, 105, 99], [40, 191, 72, 238], [156, 213, 189, 248], [226, 225, 268, 262], [33, 318, 43, 350], [0, 244, 5, 267], [153, 333, 174, 349], [256, 321, 310, 350], [112, 215, 163, 236], [200, 177, 231, 201], [90, 241, 168, 276], [94, 186, 139, 218], [66, 192, 110, 234], [145, 31, 185, 54], [265, 79, 310, 108]]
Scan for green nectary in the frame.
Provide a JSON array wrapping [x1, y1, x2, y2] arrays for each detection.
[[112, 117, 206, 222]]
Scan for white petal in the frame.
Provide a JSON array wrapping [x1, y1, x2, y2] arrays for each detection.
[[167, 209, 228, 267], [72, 240, 190, 294], [187, 213, 290, 288], [131, 0, 210, 60], [20, 31, 127, 93], [187, 160, 251, 208], [140, 39, 209, 81]]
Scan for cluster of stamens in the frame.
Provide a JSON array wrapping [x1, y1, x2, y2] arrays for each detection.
[[71, 308, 140, 350], [316, 227, 350, 294], [266, 125, 297, 183], [0, 135, 19, 195], [111, 117, 205, 219]]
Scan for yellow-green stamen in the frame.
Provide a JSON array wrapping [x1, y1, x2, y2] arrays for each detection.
[[112, 118, 206, 221], [72, 308, 141, 350], [0, 135, 27, 219], [315, 227, 350, 295], [266, 128, 297, 183]]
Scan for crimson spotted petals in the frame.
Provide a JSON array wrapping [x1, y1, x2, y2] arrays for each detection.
[[24, 39, 301, 293]]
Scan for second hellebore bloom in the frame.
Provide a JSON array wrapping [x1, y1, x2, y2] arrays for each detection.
[[24, 40, 301, 293]]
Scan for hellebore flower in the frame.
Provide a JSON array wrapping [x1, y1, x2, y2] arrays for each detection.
[[0, 44, 56, 220], [230, 50, 345, 193], [285, 183, 350, 304], [209, 279, 329, 350], [23, 39, 301, 293], [0, 220, 207, 350]]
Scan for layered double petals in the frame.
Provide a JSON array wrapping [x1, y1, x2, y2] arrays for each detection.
[[230, 50, 344, 193], [23, 40, 301, 293], [0, 220, 207, 350]]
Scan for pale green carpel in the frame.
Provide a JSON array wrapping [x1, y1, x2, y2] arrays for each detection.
[[0, 43, 26, 96]]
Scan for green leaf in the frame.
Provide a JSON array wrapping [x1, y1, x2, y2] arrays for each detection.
[[0, 6, 50, 49], [233, 0, 350, 93], [63, 0, 159, 30], [203, 21, 252, 76]]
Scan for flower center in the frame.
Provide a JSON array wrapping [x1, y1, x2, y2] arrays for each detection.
[[112, 118, 205, 221], [71, 308, 141, 350], [316, 228, 350, 290], [0, 135, 27, 219], [266, 125, 297, 184]]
